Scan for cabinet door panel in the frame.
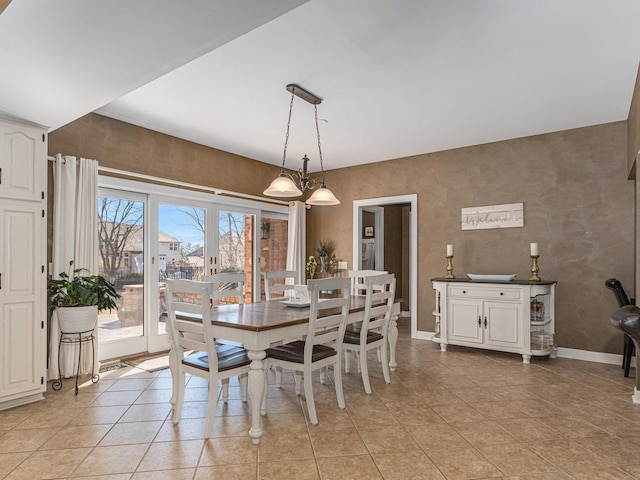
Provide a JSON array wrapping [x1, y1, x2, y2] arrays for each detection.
[[1, 303, 37, 394], [448, 299, 482, 344], [484, 301, 522, 348], [3, 207, 36, 296], [0, 123, 44, 201], [0, 203, 44, 400]]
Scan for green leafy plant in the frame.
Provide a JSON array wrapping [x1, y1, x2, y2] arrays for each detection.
[[47, 261, 120, 313], [306, 256, 317, 279]]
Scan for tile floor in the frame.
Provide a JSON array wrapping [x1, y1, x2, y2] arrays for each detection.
[[2, 320, 640, 479]]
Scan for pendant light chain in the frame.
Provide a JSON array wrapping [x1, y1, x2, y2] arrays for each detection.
[[280, 90, 296, 171], [314, 104, 326, 186]]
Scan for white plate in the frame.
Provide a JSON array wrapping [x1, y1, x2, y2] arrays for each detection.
[[467, 273, 516, 282], [280, 300, 310, 308]]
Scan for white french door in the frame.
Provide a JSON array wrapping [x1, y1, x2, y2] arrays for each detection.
[[97, 181, 268, 359], [97, 188, 148, 360], [148, 198, 209, 353], [213, 206, 258, 303]]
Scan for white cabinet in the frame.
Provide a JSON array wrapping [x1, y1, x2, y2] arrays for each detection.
[[0, 119, 47, 410], [0, 122, 45, 202], [432, 279, 556, 363]]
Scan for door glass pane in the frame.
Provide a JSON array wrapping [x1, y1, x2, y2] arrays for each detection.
[[97, 195, 145, 343], [259, 216, 288, 301], [158, 204, 206, 335], [219, 210, 253, 303]]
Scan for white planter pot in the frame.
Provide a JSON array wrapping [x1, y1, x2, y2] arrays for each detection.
[[55, 305, 98, 333]]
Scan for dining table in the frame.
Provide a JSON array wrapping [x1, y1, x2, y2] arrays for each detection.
[[175, 296, 400, 444]]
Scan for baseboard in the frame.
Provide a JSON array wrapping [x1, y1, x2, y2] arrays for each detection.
[[412, 330, 632, 367], [555, 346, 632, 366], [413, 330, 435, 341]]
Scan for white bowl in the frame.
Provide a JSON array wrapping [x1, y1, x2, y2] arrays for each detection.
[[467, 273, 516, 282]]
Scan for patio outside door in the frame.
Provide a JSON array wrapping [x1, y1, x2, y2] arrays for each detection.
[[97, 190, 147, 360], [152, 201, 207, 351], [96, 187, 263, 359], [216, 208, 255, 303]]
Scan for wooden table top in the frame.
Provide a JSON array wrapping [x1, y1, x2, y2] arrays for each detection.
[[208, 297, 370, 332]]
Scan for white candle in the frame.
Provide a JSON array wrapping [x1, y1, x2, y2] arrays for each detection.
[[447, 244, 453, 256], [530, 242, 538, 256]]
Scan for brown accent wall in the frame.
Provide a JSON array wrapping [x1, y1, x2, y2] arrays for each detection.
[[50, 114, 634, 354], [49, 113, 283, 197], [308, 122, 633, 354], [383, 205, 405, 306], [47, 113, 284, 258]]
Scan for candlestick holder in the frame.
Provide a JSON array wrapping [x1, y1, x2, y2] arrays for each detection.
[[529, 255, 540, 282], [445, 255, 455, 279]]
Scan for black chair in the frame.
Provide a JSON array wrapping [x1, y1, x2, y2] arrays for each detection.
[[605, 278, 635, 377]]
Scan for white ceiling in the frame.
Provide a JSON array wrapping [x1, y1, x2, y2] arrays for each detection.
[[1, 1, 639, 171]]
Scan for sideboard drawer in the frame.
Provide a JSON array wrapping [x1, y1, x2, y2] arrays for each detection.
[[447, 285, 522, 301]]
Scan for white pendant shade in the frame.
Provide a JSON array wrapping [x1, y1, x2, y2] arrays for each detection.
[[306, 185, 340, 205], [263, 174, 303, 197]]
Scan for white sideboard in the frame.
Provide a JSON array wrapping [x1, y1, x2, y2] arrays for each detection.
[[0, 118, 48, 410], [431, 278, 557, 363]]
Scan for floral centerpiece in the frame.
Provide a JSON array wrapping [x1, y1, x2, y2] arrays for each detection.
[[315, 241, 331, 273], [306, 256, 317, 279]]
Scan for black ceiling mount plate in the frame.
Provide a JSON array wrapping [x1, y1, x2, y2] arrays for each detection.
[[286, 83, 322, 105]]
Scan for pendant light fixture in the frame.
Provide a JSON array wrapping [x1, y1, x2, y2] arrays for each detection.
[[263, 84, 340, 205]]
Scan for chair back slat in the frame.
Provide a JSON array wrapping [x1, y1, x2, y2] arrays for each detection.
[[360, 273, 396, 340], [315, 297, 345, 310], [203, 272, 246, 305], [172, 301, 204, 316], [349, 269, 388, 295], [264, 270, 297, 300], [166, 279, 217, 371], [305, 278, 351, 355]]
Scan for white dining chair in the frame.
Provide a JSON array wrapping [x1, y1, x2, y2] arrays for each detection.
[[348, 269, 388, 296], [203, 272, 247, 347], [343, 273, 396, 394], [263, 270, 297, 300], [202, 272, 246, 305], [265, 277, 351, 425], [165, 279, 250, 438]]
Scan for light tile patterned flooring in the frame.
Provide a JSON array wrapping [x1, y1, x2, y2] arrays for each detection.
[[2, 320, 640, 479]]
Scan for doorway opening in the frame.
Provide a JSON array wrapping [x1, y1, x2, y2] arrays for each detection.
[[353, 195, 418, 338]]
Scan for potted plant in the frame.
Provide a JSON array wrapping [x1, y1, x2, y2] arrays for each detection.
[[306, 256, 317, 279], [316, 242, 328, 273], [48, 261, 120, 327]]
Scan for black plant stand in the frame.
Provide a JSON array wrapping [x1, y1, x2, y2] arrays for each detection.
[[51, 327, 99, 395]]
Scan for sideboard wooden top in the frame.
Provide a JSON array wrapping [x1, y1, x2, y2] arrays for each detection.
[[431, 277, 557, 286]]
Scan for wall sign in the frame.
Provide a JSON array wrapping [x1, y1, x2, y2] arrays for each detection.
[[461, 203, 524, 230]]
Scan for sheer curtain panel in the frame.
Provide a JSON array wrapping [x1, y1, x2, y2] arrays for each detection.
[[48, 155, 100, 380], [286, 201, 306, 285]]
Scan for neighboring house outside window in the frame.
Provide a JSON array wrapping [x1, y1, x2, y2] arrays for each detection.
[[98, 221, 181, 277]]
